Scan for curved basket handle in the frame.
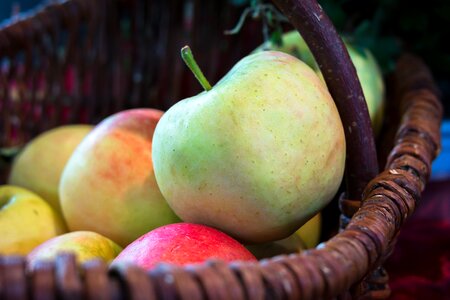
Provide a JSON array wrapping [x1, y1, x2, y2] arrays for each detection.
[[271, 0, 379, 199]]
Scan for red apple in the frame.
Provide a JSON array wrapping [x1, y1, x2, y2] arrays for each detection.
[[111, 223, 257, 270]]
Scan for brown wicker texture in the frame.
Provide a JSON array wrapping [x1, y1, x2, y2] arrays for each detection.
[[0, 0, 260, 150], [0, 0, 443, 299]]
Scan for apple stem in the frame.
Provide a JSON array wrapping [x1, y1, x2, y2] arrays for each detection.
[[181, 46, 212, 92]]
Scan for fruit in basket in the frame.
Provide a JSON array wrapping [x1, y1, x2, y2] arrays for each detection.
[[8, 125, 93, 214], [0, 185, 67, 255], [60, 109, 180, 247], [27, 231, 122, 270], [111, 223, 257, 270], [152, 48, 345, 243], [255, 30, 385, 134], [245, 232, 305, 260], [295, 212, 321, 249]]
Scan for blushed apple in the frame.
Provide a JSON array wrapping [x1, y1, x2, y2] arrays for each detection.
[[8, 125, 93, 214], [0, 185, 66, 255], [111, 223, 257, 271], [59, 109, 180, 247], [27, 231, 122, 270], [152, 49, 345, 243]]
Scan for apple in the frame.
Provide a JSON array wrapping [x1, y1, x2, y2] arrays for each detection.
[[255, 30, 385, 134], [295, 213, 321, 249], [8, 124, 93, 214], [59, 109, 180, 247], [111, 223, 257, 271], [152, 48, 345, 243], [0, 185, 67, 255], [245, 233, 305, 260], [247, 212, 322, 259], [27, 231, 122, 270]]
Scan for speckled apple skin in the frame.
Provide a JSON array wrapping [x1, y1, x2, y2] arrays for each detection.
[[111, 223, 257, 270], [152, 51, 346, 243]]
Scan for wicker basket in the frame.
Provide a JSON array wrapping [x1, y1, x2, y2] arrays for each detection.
[[0, 0, 443, 299]]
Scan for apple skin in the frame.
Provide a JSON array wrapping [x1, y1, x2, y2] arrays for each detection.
[[245, 212, 321, 259], [60, 109, 180, 247], [255, 31, 385, 134], [295, 213, 321, 249], [27, 231, 122, 270], [153, 51, 346, 243], [111, 223, 257, 271], [0, 185, 67, 255], [8, 125, 93, 214], [245, 233, 305, 260], [344, 42, 385, 134]]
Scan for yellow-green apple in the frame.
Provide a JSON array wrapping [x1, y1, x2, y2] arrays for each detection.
[[0, 185, 66, 255], [152, 49, 345, 243], [255, 30, 385, 134], [8, 125, 93, 214], [245, 233, 305, 260], [295, 213, 321, 249], [247, 212, 322, 259], [111, 223, 257, 271], [59, 109, 180, 247], [27, 231, 122, 270]]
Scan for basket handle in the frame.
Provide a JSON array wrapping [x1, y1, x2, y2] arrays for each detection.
[[271, 0, 379, 200]]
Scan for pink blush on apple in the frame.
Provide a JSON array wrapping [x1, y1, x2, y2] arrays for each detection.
[[111, 223, 257, 270]]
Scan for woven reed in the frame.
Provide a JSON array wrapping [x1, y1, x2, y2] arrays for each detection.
[[0, 0, 443, 299]]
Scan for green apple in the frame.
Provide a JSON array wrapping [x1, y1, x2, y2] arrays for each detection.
[[59, 109, 180, 247], [152, 48, 345, 243], [8, 125, 93, 214], [27, 231, 122, 270], [0, 185, 67, 255], [255, 31, 385, 134]]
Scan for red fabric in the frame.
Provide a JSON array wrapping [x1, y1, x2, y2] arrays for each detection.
[[385, 179, 450, 299]]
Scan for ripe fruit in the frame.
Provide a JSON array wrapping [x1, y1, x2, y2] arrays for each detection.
[[0, 185, 66, 255], [27, 231, 122, 270], [111, 223, 257, 270], [60, 109, 180, 246], [255, 30, 385, 134], [8, 125, 93, 214], [153, 49, 345, 243], [295, 213, 321, 249]]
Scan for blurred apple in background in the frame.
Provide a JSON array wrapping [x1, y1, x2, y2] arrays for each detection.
[[255, 30, 385, 134], [8, 125, 93, 214], [0, 185, 66, 255], [111, 223, 257, 271], [295, 213, 321, 249], [245, 233, 305, 260], [27, 231, 122, 270], [153, 50, 345, 244], [60, 109, 180, 247], [246, 212, 321, 259]]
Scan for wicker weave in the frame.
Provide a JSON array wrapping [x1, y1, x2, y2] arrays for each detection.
[[0, 0, 443, 299]]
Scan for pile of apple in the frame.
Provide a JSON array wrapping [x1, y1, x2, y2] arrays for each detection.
[[0, 31, 384, 270]]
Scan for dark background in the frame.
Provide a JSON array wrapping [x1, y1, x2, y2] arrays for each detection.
[[0, 0, 40, 21], [318, 0, 450, 118], [3, 0, 448, 117]]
